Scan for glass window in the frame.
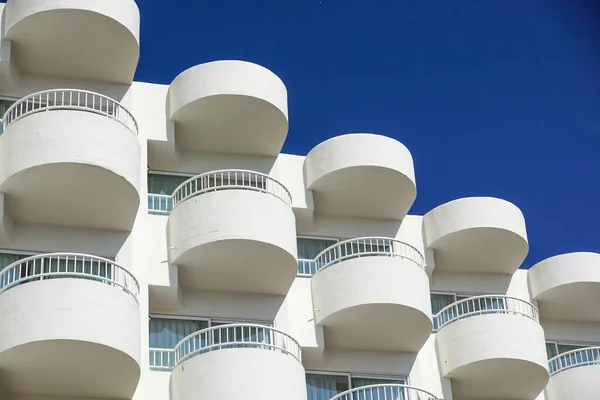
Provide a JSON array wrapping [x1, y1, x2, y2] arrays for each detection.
[[306, 374, 349, 400], [0, 252, 29, 272], [148, 173, 190, 196], [0, 99, 16, 135], [430, 293, 456, 314], [297, 237, 338, 276], [149, 317, 209, 350], [546, 342, 558, 359]]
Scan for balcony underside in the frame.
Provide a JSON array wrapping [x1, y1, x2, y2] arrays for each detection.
[[536, 282, 600, 322]]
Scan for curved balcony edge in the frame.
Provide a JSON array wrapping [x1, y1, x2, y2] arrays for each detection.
[[173, 324, 301, 366], [549, 347, 600, 376], [0, 253, 139, 301], [330, 384, 439, 400]]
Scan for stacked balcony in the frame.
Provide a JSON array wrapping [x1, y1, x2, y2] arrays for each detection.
[[170, 324, 306, 400], [545, 347, 600, 399], [0, 89, 141, 232], [311, 237, 432, 351], [330, 384, 439, 400], [434, 295, 549, 399], [424, 197, 529, 273], [167, 170, 298, 295], [2, 0, 140, 83], [304, 134, 417, 220], [0, 253, 141, 398], [167, 61, 289, 156]]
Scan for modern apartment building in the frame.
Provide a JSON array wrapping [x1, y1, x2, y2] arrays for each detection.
[[0, 1, 598, 400]]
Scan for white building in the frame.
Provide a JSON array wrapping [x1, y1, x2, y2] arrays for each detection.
[[0, 1, 598, 400]]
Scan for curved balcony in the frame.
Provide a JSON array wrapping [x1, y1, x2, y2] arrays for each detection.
[[545, 347, 600, 400], [0, 253, 141, 398], [167, 170, 297, 295], [331, 384, 439, 400], [311, 237, 431, 351], [304, 134, 416, 220], [529, 252, 600, 322], [3, 0, 140, 83], [435, 295, 549, 399], [0, 89, 141, 231], [423, 197, 528, 273], [168, 61, 288, 156], [171, 324, 306, 400]]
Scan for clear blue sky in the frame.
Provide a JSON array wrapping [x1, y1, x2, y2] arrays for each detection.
[[138, 1, 600, 269]]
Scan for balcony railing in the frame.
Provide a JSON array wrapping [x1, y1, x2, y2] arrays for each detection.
[[149, 348, 176, 371], [434, 295, 539, 332], [148, 194, 173, 215], [298, 259, 317, 277], [174, 324, 301, 366], [172, 170, 292, 208], [549, 347, 600, 376], [313, 237, 424, 273], [0, 253, 139, 301], [330, 384, 439, 400], [2, 89, 138, 135]]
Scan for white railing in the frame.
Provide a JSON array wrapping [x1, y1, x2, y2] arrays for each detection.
[[172, 170, 292, 208], [549, 347, 600, 376], [298, 259, 317, 277], [174, 324, 301, 366], [149, 348, 176, 371], [434, 295, 538, 332], [2, 89, 138, 135], [313, 237, 424, 273], [330, 384, 439, 400], [0, 253, 139, 301], [148, 194, 173, 215]]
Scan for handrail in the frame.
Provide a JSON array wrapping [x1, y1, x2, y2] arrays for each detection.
[[434, 295, 538, 331], [2, 89, 138, 135], [171, 169, 292, 208], [313, 237, 424, 273], [148, 193, 173, 215], [0, 253, 139, 301], [174, 323, 301, 366], [149, 348, 176, 371], [549, 346, 600, 376], [330, 384, 439, 400]]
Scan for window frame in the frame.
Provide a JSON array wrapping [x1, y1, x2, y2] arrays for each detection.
[[545, 340, 600, 358], [305, 370, 408, 393], [0, 96, 18, 133], [296, 235, 340, 277]]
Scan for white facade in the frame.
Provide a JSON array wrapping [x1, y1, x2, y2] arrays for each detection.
[[0, 1, 598, 399]]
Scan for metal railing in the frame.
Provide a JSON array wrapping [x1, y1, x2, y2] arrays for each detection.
[[0, 253, 139, 301], [549, 347, 600, 376], [2, 89, 138, 135], [330, 384, 439, 400], [174, 324, 301, 366], [148, 194, 173, 215], [298, 259, 317, 276], [434, 295, 538, 332], [313, 237, 424, 273], [172, 170, 292, 209], [149, 348, 176, 371]]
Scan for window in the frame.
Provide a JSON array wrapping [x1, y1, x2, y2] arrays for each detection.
[[147, 172, 191, 215], [431, 292, 489, 330], [297, 237, 338, 276], [0, 98, 16, 135], [306, 373, 406, 400], [0, 251, 30, 272], [545, 341, 594, 360]]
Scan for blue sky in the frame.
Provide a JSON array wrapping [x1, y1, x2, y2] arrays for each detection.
[[139, 2, 596, 267]]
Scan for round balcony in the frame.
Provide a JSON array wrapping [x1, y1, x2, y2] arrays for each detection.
[[304, 134, 416, 220], [0, 253, 141, 398], [167, 170, 297, 295], [168, 61, 288, 156], [0, 89, 141, 232], [330, 384, 439, 400], [311, 238, 431, 352], [435, 295, 549, 399], [529, 252, 600, 322], [3, 0, 140, 83], [545, 347, 600, 400], [171, 324, 306, 400], [423, 197, 528, 273]]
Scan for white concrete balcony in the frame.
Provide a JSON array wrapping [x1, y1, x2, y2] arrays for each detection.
[[545, 347, 600, 400], [304, 134, 416, 220], [0, 253, 141, 398], [168, 61, 288, 156], [435, 295, 549, 399], [0, 89, 141, 232], [529, 252, 600, 322], [311, 237, 431, 351], [3, 0, 140, 83], [167, 170, 297, 295], [171, 324, 306, 400], [331, 384, 439, 400], [423, 197, 529, 273]]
